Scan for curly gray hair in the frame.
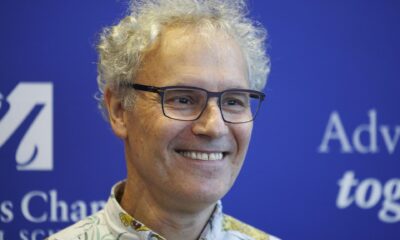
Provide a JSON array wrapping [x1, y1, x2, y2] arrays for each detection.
[[96, 0, 270, 115]]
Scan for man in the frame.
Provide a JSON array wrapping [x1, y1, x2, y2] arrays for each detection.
[[49, 0, 279, 239]]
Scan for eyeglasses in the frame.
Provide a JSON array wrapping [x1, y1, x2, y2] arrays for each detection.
[[123, 83, 265, 124]]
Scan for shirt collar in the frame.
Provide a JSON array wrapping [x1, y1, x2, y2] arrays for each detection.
[[104, 180, 224, 240]]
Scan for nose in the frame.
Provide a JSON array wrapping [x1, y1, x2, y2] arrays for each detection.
[[191, 100, 229, 138]]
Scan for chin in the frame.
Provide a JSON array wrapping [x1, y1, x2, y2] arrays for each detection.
[[178, 179, 232, 206]]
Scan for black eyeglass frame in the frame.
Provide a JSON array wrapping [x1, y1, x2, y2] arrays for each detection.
[[123, 82, 265, 124]]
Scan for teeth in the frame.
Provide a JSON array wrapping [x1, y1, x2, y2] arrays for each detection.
[[179, 151, 224, 161]]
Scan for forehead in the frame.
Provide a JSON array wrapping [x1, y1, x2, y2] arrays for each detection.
[[138, 25, 249, 89], [161, 26, 237, 56]]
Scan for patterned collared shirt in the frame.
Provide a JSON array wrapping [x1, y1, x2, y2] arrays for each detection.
[[48, 181, 280, 240]]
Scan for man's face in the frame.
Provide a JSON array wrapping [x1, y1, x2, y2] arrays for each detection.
[[121, 27, 252, 209]]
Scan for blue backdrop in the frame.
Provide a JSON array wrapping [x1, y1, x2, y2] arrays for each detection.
[[1, 1, 399, 239]]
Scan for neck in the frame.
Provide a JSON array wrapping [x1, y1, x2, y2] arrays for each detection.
[[120, 179, 216, 240]]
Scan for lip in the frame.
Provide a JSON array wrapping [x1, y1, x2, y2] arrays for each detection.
[[171, 150, 227, 180]]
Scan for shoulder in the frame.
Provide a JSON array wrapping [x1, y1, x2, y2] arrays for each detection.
[[47, 211, 109, 240], [222, 214, 280, 240]]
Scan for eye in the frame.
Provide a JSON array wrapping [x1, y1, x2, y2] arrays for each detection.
[[222, 93, 248, 107], [173, 96, 193, 105], [165, 94, 196, 107], [225, 98, 245, 106], [164, 89, 203, 107]]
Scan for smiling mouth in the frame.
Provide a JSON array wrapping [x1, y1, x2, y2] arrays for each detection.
[[176, 150, 226, 161]]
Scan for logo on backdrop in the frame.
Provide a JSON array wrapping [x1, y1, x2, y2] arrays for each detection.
[[0, 82, 53, 171]]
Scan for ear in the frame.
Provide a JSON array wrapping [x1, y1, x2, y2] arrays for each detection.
[[104, 88, 128, 139]]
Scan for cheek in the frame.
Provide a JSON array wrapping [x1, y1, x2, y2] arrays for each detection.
[[235, 124, 253, 154], [138, 115, 189, 154], [125, 105, 164, 155], [229, 124, 252, 179]]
